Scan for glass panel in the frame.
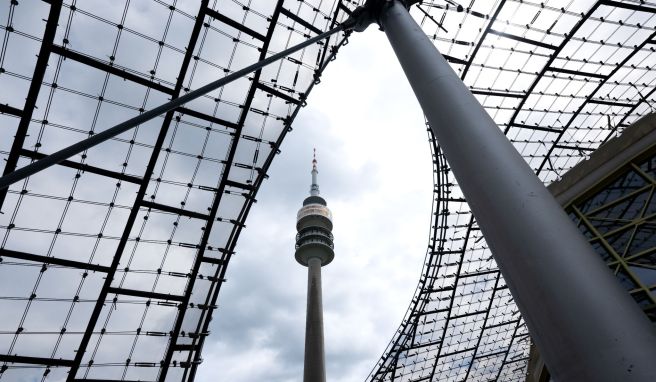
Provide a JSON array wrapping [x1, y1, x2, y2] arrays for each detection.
[[629, 290, 654, 310], [605, 227, 635, 257], [628, 265, 656, 288], [573, 217, 596, 239], [626, 222, 656, 257], [639, 156, 656, 183], [632, 251, 656, 267], [591, 190, 650, 221], [641, 191, 656, 218], [587, 217, 630, 235], [577, 170, 649, 213], [616, 267, 639, 291], [590, 240, 614, 262]]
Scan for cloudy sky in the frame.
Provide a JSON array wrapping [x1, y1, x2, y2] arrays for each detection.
[[196, 26, 435, 382]]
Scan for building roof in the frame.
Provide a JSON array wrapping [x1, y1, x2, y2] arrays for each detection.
[[367, 2, 656, 381]]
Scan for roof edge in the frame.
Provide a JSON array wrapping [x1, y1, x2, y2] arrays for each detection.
[[548, 113, 656, 205]]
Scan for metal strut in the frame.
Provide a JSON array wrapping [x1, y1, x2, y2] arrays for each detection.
[[0, 20, 355, 191]]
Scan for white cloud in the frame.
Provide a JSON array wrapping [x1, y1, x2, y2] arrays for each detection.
[[197, 27, 434, 382]]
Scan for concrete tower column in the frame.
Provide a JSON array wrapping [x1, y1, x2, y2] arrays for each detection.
[[304, 257, 326, 382], [295, 151, 334, 382]]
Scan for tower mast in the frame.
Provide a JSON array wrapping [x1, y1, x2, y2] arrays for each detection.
[[295, 151, 334, 382]]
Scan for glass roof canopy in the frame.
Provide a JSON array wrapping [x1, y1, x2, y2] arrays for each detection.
[[1, 0, 655, 381], [369, 1, 656, 381], [0, 0, 353, 380]]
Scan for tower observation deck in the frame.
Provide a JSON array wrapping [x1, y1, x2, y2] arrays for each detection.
[[295, 151, 334, 382]]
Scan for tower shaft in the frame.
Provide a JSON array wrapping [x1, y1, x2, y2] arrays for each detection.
[[303, 257, 326, 382]]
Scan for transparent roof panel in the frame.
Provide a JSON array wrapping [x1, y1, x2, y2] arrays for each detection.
[[367, 1, 656, 382], [0, 0, 353, 380]]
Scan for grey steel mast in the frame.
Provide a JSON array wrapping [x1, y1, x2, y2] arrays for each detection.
[[348, 1, 656, 381], [295, 151, 335, 382]]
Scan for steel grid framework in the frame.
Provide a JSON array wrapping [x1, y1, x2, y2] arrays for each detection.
[[0, 0, 355, 380], [367, 1, 656, 381], [1, 0, 656, 381]]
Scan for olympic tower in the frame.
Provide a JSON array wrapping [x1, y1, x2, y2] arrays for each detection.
[[295, 150, 334, 382]]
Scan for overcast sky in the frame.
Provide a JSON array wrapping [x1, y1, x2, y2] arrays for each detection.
[[196, 26, 435, 382]]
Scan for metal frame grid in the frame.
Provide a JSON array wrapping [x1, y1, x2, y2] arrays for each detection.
[[0, 1, 355, 381], [368, 1, 656, 381]]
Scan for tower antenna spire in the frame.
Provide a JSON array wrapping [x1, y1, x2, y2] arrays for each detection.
[[310, 149, 320, 196], [313, 148, 317, 170]]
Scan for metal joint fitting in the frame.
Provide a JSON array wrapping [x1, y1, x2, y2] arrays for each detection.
[[342, 0, 417, 32]]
